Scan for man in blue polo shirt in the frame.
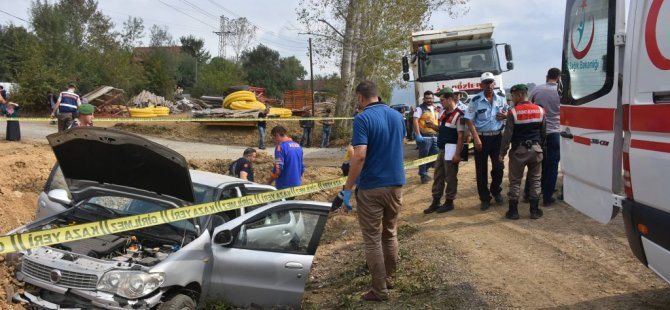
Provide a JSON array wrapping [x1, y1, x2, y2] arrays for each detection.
[[267, 125, 304, 190], [51, 83, 82, 132], [465, 72, 509, 211], [341, 80, 405, 302]]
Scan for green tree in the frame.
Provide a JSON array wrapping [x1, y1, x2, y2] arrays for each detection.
[[297, 0, 469, 134], [241, 44, 307, 98], [121, 16, 145, 50], [192, 57, 247, 98], [179, 35, 210, 63], [279, 56, 307, 91], [149, 24, 173, 47], [143, 48, 179, 98]]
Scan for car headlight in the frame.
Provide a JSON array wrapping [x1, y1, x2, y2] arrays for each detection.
[[97, 271, 165, 299]]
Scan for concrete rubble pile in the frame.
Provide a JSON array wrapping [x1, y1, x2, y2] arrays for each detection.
[[129, 90, 211, 113]]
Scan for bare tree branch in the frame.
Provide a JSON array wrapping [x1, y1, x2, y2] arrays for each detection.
[[318, 19, 344, 38]]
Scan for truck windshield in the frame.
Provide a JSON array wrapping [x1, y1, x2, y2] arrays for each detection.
[[418, 47, 500, 82]]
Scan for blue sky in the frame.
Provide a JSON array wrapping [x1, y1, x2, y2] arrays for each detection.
[[1, 0, 567, 104]]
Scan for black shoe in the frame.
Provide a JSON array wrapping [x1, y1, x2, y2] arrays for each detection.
[[506, 210, 520, 220], [436, 200, 454, 213], [530, 199, 543, 219], [423, 202, 440, 214], [493, 194, 503, 204], [259, 146, 266, 150], [530, 209, 544, 219], [543, 197, 557, 207], [420, 176, 431, 184], [480, 200, 491, 211], [506, 200, 520, 220]]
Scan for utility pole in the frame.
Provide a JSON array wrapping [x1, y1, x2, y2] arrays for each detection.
[[309, 37, 314, 115]]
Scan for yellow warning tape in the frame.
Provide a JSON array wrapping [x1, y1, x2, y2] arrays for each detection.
[[0, 155, 437, 254], [2, 116, 354, 122]]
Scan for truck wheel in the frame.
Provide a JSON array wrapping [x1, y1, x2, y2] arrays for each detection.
[[158, 294, 196, 310]]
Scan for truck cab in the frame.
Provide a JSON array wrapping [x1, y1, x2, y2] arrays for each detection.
[[402, 23, 513, 104], [560, 0, 670, 284]]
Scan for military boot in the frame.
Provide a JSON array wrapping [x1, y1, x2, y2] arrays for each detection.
[[436, 199, 454, 213], [423, 198, 441, 214], [505, 200, 520, 220], [530, 199, 543, 219]]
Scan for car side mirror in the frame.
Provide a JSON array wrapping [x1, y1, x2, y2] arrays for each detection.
[[402, 56, 410, 82], [505, 44, 513, 61], [47, 189, 71, 205], [214, 229, 233, 245]]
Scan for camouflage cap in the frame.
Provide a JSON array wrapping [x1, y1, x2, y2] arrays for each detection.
[[79, 103, 95, 115], [435, 87, 455, 97], [510, 84, 529, 92]]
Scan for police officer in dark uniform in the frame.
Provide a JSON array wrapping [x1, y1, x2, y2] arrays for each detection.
[[464, 72, 509, 210], [499, 84, 546, 220]]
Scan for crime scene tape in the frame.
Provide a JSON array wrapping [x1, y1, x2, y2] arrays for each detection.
[[3, 116, 354, 122], [0, 155, 438, 255]]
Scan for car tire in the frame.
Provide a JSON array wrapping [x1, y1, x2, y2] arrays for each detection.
[[158, 294, 196, 310]]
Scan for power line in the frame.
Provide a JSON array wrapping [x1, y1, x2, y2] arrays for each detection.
[[180, 0, 219, 21], [205, 0, 305, 45], [0, 9, 29, 23], [158, 0, 217, 30]]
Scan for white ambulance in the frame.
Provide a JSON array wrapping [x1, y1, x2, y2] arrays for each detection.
[[561, 0, 670, 283]]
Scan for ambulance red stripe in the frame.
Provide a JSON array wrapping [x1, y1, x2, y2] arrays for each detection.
[[560, 106, 615, 131]]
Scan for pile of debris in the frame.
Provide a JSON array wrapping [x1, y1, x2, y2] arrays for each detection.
[[129, 90, 173, 108], [192, 108, 261, 118], [129, 90, 212, 113], [82, 86, 128, 117]]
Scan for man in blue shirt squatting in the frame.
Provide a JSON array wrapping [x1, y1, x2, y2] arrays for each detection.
[[267, 125, 304, 192], [340, 80, 406, 302], [464, 72, 510, 211]]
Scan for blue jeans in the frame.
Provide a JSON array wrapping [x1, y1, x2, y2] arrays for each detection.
[[418, 136, 439, 178], [300, 127, 312, 147], [542, 133, 560, 202], [258, 126, 266, 148], [321, 126, 331, 148]]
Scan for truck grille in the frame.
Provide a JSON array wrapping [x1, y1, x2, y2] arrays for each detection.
[[22, 259, 98, 290]]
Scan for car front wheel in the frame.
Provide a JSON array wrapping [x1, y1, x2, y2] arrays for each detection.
[[158, 294, 196, 310]]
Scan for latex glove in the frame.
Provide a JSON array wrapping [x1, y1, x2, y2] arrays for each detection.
[[415, 134, 424, 143], [342, 190, 353, 210]]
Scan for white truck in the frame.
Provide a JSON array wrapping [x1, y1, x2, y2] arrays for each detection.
[[560, 0, 670, 284], [402, 23, 514, 104]]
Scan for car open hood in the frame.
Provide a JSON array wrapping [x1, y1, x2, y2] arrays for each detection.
[[47, 127, 195, 202]]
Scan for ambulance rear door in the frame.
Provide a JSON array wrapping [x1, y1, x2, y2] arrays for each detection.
[[560, 0, 625, 224]]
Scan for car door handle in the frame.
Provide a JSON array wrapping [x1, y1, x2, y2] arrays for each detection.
[[560, 130, 573, 139], [285, 262, 303, 269]]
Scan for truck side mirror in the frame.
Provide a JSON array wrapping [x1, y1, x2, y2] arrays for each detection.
[[402, 56, 410, 81], [507, 62, 514, 70], [505, 44, 513, 61]]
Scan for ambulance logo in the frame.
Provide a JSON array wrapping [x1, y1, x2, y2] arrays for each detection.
[[571, 0, 595, 60], [646, 0, 670, 70]]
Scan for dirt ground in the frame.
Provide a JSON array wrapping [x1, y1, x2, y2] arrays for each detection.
[[0, 134, 669, 309]]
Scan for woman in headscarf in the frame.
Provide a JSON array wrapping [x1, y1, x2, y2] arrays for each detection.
[[1, 102, 21, 141]]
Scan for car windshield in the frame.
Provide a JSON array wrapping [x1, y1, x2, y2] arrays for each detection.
[[83, 196, 196, 232], [418, 47, 500, 81], [193, 183, 216, 203]]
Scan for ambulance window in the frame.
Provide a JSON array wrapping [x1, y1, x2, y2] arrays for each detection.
[[561, 0, 615, 105]]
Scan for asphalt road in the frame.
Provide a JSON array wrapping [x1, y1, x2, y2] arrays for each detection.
[[0, 120, 347, 160]]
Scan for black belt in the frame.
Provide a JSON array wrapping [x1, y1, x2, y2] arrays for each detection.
[[420, 133, 436, 137], [512, 140, 540, 149]]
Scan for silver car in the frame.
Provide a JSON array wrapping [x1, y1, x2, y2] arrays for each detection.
[[7, 127, 329, 309]]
